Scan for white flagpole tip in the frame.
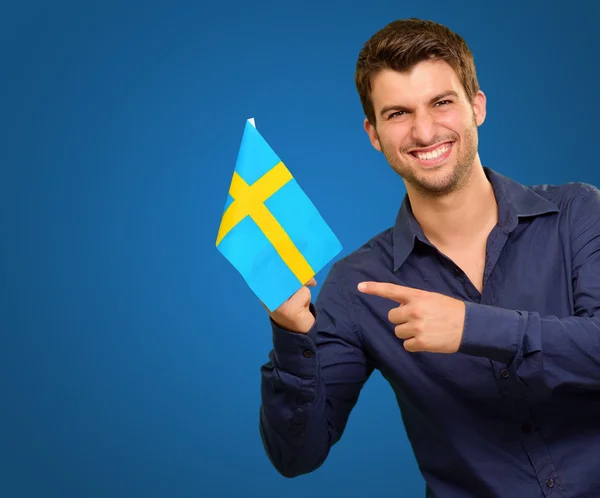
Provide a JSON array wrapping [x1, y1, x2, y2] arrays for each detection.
[[248, 117, 256, 128]]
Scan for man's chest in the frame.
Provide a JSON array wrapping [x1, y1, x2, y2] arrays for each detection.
[[398, 223, 574, 314], [436, 245, 486, 294], [353, 221, 574, 402]]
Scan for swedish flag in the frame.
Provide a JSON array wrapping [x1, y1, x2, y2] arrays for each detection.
[[216, 118, 342, 312]]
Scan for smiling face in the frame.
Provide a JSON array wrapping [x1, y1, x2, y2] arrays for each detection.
[[364, 59, 486, 197]]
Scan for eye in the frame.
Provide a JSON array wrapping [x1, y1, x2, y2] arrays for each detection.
[[388, 111, 406, 119], [435, 100, 452, 107]]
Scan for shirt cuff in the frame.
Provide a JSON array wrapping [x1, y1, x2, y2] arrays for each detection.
[[269, 303, 319, 378], [459, 302, 523, 364]]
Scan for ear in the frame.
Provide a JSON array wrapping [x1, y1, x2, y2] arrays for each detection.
[[364, 117, 382, 152], [472, 90, 487, 126]]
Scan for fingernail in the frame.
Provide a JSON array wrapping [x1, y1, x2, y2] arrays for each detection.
[[357, 282, 366, 291]]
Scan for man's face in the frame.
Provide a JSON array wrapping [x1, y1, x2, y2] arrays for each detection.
[[364, 60, 486, 197]]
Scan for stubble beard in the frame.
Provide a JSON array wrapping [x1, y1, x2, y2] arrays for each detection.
[[378, 117, 479, 198]]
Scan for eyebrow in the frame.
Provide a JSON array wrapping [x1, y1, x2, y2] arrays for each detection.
[[379, 90, 460, 117]]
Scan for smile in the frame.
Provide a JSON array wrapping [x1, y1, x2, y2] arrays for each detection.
[[409, 142, 454, 166]]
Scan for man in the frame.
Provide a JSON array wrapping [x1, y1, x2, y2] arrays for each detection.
[[258, 18, 600, 498]]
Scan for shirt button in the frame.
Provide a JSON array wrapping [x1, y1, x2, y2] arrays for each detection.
[[546, 478, 555, 488], [303, 350, 313, 358], [522, 422, 532, 434], [500, 369, 509, 379]]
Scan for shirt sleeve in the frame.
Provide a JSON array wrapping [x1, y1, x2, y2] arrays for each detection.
[[259, 262, 374, 478], [459, 183, 600, 392]]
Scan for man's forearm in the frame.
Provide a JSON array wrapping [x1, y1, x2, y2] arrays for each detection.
[[259, 322, 333, 478], [460, 302, 600, 392]]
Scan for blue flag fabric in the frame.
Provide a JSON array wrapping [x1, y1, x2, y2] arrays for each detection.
[[216, 118, 342, 312]]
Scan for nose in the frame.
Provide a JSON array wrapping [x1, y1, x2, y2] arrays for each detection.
[[411, 110, 437, 147]]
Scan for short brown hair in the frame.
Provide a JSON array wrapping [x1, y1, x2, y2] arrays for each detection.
[[355, 18, 480, 125]]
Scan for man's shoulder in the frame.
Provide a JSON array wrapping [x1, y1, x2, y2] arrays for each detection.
[[527, 179, 599, 210], [328, 226, 395, 277]]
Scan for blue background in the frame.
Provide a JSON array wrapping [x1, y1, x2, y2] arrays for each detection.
[[2, 1, 599, 497]]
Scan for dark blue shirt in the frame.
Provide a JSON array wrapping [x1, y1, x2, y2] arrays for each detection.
[[259, 167, 600, 497]]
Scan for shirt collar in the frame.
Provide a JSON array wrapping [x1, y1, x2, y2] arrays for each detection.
[[392, 167, 560, 271]]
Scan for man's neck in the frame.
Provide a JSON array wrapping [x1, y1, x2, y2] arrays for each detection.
[[407, 165, 498, 249]]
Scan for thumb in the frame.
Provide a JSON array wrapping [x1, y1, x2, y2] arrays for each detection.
[[260, 278, 316, 312]]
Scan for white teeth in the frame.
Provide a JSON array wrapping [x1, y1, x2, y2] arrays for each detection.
[[415, 143, 451, 160]]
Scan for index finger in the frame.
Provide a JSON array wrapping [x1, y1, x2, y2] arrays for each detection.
[[357, 281, 415, 303]]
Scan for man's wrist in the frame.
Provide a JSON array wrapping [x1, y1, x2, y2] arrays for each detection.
[[459, 302, 522, 364]]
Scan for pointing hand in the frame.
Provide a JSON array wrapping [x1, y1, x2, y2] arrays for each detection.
[[358, 281, 466, 353]]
